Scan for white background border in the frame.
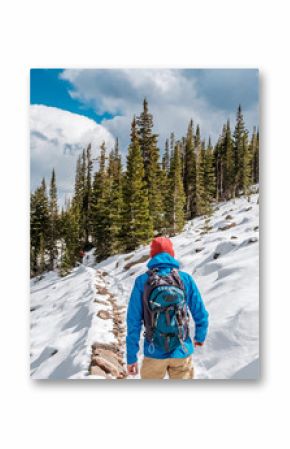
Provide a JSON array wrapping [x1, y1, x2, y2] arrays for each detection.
[[0, 1, 288, 448]]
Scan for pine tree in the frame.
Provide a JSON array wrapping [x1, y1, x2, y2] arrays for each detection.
[[147, 142, 163, 232], [59, 242, 71, 277], [136, 98, 163, 232], [195, 124, 201, 148], [170, 132, 175, 159], [106, 139, 123, 254], [122, 117, 153, 251], [74, 155, 82, 206], [162, 138, 170, 174], [241, 131, 252, 198], [255, 130, 259, 184], [223, 120, 235, 199], [80, 149, 87, 241], [71, 154, 84, 245], [179, 136, 186, 180], [84, 144, 93, 244], [158, 161, 169, 234], [91, 142, 112, 261], [136, 98, 158, 184], [196, 141, 207, 216], [183, 119, 197, 219], [234, 104, 248, 196], [204, 137, 216, 204], [165, 143, 185, 234], [48, 168, 58, 270], [214, 124, 226, 202], [30, 178, 50, 276], [249, 127, 259, 185], [59, 203, 80, 274], [200, 138, 215, 232], [91, 140, 108, 236], [39, 233, 46, 274], [70, 149, 87, 245]]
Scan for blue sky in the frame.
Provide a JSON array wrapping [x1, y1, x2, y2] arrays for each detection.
[[30, 69, 114, 122], [30, 68, 259, 203]]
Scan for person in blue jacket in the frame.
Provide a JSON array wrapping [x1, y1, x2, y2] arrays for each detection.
[[126, 237, 209, 379]]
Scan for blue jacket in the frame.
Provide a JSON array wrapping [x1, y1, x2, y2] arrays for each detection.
[[126, 252, 209, 364]]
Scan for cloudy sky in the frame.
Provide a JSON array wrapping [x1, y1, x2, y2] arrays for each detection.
[[30, 68, 259, 204]]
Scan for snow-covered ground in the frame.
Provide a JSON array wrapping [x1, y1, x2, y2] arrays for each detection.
[[30, 192, 259, 379], [31, 266, 95, 379]]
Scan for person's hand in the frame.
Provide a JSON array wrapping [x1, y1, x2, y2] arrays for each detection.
[[127, 362, 138, 375], [194, 341, 204, 347]]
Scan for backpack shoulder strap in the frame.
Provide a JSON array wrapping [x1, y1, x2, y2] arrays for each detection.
[[146, 268, 160, 286], [170, 268, 185, 291]]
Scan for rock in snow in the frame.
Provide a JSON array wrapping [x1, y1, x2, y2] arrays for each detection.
[[30, 193, 259, 380]]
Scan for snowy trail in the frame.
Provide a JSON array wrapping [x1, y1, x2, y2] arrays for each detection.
[[88, 269, 127, 378], [30, 266, 127, 379]]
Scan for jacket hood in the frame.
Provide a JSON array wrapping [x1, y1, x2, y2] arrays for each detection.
[[147, 252, 180, 269]]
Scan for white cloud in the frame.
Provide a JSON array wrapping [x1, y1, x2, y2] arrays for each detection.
[[30, 105, 114, 203], [61, 69, 259, 154]]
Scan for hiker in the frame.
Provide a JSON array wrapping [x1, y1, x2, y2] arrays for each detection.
[[126, 237, 209, 379], [79, 249, 85, 260]]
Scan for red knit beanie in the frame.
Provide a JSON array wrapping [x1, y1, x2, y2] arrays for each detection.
[[150, 237, 175, 258]]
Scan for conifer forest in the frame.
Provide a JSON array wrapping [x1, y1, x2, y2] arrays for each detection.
[[30, 100, 259, 277]]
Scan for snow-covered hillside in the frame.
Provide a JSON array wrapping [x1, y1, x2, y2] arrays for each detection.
[[30, 192, 259, 379]]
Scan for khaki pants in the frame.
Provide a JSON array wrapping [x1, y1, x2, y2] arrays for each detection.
[[141, 356, 194, 379]]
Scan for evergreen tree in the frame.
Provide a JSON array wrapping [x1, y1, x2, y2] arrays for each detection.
[[255, 130, 259, 184], [91, 140, 108, 237], [136, 98, 163, 232], [195, 124, 201, 148], [106, 139, 123, 254], [59, 202, 80, 274], [122, 117, 153, 251], [147, 142, 163, 232], [70, 149, 87, 244], [179, 136, 186, 180], [136, 98, 158, 184], [165, 143, 185, 234], [223, 120, 235, 199], [170, 132, 175, 159], [201, 138, 215, 231], [39, 233, 46, 274], [71, 155, 83, 245], [80, 149, 87, 240], [162, 138, 170, 174], [183, 119, 196, 219], [240, 131, 252, 198], [84, 144, 93, 244], [73, 155, 82, 209], [30, 178, 50, 275], [196, 141, 208, 216], [158, 161, 169, 234], [214, 124, 226, 202], [59, 244, 71, 277], [233, 104, 247, 196], [91, 142, 112, 261], [48, 168, 58, 270], [249, 127, 259, 185], [204, 137, 216, 204]]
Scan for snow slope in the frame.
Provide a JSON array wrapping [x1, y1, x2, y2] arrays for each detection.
[[30, 266, 94, 379], [30, 192, 259, 379]]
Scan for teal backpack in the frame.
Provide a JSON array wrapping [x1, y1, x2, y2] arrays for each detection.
[[142, 268, 190, 354]]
